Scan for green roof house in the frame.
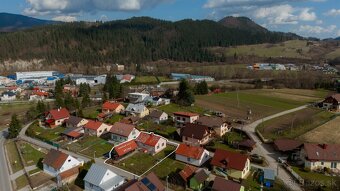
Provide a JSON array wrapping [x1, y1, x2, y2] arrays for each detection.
[[189, 169, 210, 191]]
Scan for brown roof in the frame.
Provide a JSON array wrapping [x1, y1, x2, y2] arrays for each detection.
[[59, 166, 79, 180], [43, 149, 69, 170], [192, 169, 209, 184], [330, 94, 340, 102], [173, 112, 199, 117], [110, 122, 136, 137], [102, 101, 122, 110], [181, 123, 210, 140], [274, 139, 303, 152], [114, 140, 138, 157], [149, 110, 166, 119], [211, 149, 248, 171], [196, 116, 227, 128], [212, 177, 241, 191], [238, 139, 256, 148], [304, 143, 340, 161], [125, 172, 165, 191], [135, 132, 163, 147], [179, 165, 198, 181], [176, 144, 205, 159], [65, 116, 83, 126], [120, 116, 140, 124]]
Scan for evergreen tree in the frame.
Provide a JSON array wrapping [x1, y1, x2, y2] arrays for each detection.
[[104, 75, 122, 99], [177, 79, 195, 106], [8, 114, 21, 139], [36, 101, 46, 114], [81, 92, 91, 108], [194, 81, 209, 95]]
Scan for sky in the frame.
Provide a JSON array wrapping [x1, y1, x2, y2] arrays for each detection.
[[1, 0, 340, 38]]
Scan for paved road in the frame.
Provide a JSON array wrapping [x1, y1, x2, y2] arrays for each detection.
[[19, 122, 90, 163], [239, 105, 308, 191], [0, 129, 13, 191]]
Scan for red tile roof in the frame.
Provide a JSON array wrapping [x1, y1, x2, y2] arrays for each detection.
[[211, 149, 248, 171], [135, 132, 163, 147], [102, 101, 122, 110], [304, 143, 340, 161], [59, 166, 79, 180], [43, 149, 69, 170], [176, 144, 205, 160], [34, 91, 49, 97], [179, 165, 198, 181], [173, 112, 199, 117], [274, 139, 303, 152], [67, 131, 83, 138], [110, 122, 136, 137], [114, 140, 138, 157], [48, 108, 70, 120], [84, 120, 103, 131]]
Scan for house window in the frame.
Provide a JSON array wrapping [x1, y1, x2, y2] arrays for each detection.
[[68, 159, 71, 162], [185, 137, 188, 141], [187, 158, 191, 162], [331, 162, 337, 169], [162, 143, 165, 146], [321, 162, 324, 165], [157, 145, 159, 149]]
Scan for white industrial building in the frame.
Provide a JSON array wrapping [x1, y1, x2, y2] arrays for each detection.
[[69, 74, 107, 86], [15, 71, 61, 80]]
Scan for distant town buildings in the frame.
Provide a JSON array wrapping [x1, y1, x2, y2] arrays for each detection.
[[171, 73, 215, 82]]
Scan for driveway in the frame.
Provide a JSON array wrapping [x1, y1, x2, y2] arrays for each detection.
[[239, 105, 308, 191]]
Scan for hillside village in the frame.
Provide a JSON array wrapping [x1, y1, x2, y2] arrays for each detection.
[[0, 69, 339, 191]]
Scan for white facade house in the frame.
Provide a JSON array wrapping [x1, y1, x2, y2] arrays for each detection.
[[135, 132, 167, 155], [109, 122, 140, 143], [149, 110, 168, 124], [1, 92, 16, 101], [173, 112, 199, 128], [84, 164, 125, 191], [127, 92, 150, 103], [175, 144, 211, 167], [43, 149, 83, 183], [125, 103, 150, 118], [146, 97, 171, 106]]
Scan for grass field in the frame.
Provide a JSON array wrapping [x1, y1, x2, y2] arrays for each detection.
[[325, 48, 340, 60], [5, 140, 23, 173], [220, 40, 311, 59], [82, 106, 101, 119], [138, 120, 178, 139], [15, 174, 29, 190], [105, 114, 124, 124], [17, 142, 45, 167], [196, 89, 329, 121], [27, 122, 65, 141], [114, 146, 181, 177], [243, 172, 290, 191], [299, 116, 340, 144], [158, 103, 206, 115], [257, 108, 334, 140], [0, 103, 33, 130], [133, 76, 171, 84]]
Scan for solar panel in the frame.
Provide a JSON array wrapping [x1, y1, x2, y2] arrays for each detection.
[[141, 178, 150, 185], [147, 183, 157, 191]]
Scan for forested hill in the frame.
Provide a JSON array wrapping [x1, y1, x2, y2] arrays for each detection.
[[0, 16, 302, 65], [0, 13, 56, 32]]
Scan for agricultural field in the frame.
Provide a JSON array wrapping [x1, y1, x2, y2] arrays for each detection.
[[114, 146, 183, 177], [133, 76, 171, 84], [0, 103, 34, 130], [196, 89, 329, 121], [299, 116, 340, 144], [257, 108, 334, 141], [325, 48, 340, 60]]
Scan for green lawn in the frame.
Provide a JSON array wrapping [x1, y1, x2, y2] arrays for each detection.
[[242, 172, 290, 191], [27, 122, 65, 141], [291, 166, 338, 191], [257, 108, 335, 140], [196, 89, 329, 121], [15, 175, 29, 190], [158, 103, 206, 115], [206, 131, 247, 152], [18, 142, 45, 167], [0, 103, 34, 130], [79, 141, 113, 158], [82, 106, 101, 119], [105, 114, 124, 124], [138, 120, 178, 139], [115, 146, 177, 176], [133, 76, 159, 84], [28, 168, 42, 175], [5, 140, 24, 173]]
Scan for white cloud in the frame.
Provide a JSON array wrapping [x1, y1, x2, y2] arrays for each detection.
[[52, 15, 77, 22], [299, 8, 316, 21], [24, 0, 169, 16], [337, 30, 340, 37], [299, 24, 337, 34], [325, 9, 340, 16]]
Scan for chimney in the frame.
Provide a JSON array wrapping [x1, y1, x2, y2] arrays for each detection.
[[322, 144, 328, 149]]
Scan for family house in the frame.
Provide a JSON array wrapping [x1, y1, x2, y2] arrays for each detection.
[[211, 149, 250, 180], [120, 116, 140, 125], [212, 177, 244, 191], [29, 90, 49, 101], [127, 92, 150, 103], [135, 132, 167, 155], [189, 169, 210, 191], [62, 127, 84, 141], [84, 120, 111, 137], [146, 97, 170, 106], [109, 122, 140, 143], [102, 101, 125, 114], [322, 94, 340, 112], [109, 140, 138, 160], [125, 103, 150, 118], [119, 172, 165, 191], [179, 165, 198, 188], [43, 149, 83, 184], [300, 143, 340, 171], [175, 144, 211, 166], [173, 112, 199, 128], [148, 110, 168, 124], [273, 139, 303, 161], [84, 164, 125, 191], [65, 116, 88, 128], [181, 123, 211, 146], [0, 91, 16, 101], [45, 108, 70, 128], [196, 116, 231, 137]]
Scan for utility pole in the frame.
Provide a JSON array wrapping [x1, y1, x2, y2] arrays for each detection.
[[237, 88, 240, 108], [166, 176, 169, 191]]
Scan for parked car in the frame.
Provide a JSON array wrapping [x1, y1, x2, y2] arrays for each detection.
[[250, 154, 264, 164]]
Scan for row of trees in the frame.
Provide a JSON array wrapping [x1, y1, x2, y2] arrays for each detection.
[[176, 80, 209, 106]]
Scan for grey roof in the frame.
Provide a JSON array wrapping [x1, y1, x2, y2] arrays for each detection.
[[149, 110, 166, 119], [126, 104, 147, 114], [65, 116, 83, 126], [2, 91, 16, 97], [263, 169, 276, 180], [84, 164, 124, 190]]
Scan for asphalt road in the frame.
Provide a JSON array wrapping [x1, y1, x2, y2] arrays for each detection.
[[239, 105, 308, 191], [0, 129, 13, 191]]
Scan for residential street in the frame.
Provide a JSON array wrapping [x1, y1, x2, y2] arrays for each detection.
[[0, 129, 13, 191], [239, 105, 308, 191]]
